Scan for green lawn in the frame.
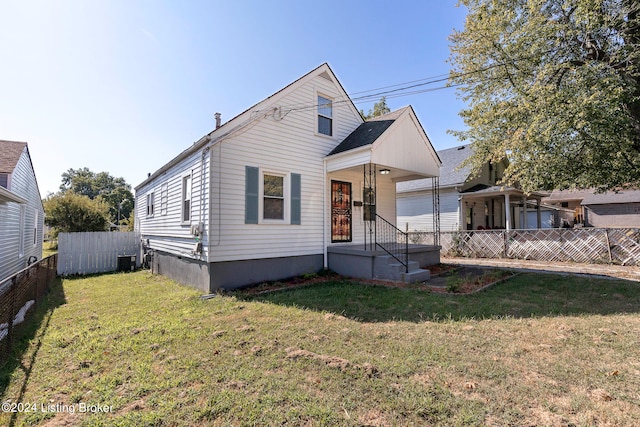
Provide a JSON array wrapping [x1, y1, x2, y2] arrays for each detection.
[[1, 271, 639, 426]]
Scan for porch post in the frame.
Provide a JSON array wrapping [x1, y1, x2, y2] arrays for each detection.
[[536, 198, 542, 228], [458, 195, 464, 231], [522, 196, 528, 229], [504, 193, 511, 231]]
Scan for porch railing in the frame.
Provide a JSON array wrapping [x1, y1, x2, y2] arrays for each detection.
[[375, 214, 409, 273]]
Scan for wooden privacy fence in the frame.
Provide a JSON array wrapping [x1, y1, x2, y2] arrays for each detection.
[[0, 254, 57, 366], [408, 228, 640, 266], [58, 232, 140, 276]]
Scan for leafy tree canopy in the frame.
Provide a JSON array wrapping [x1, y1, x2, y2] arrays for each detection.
[[59, 167, 134, 224], [44, 192, 110, 236], [449, 0, 640, 192], [360, 97, 391, 120]]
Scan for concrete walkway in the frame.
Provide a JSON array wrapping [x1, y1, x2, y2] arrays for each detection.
[[442, 257, 640, 283]]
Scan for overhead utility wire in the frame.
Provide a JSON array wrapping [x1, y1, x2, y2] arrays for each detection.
[[253, 60, 510, 117]]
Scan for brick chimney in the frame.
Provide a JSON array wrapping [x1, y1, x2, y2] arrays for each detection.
[[214, 112, 221, 129]]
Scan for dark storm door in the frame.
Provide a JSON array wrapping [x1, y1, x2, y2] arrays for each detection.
[[331, 181, 352, 243]]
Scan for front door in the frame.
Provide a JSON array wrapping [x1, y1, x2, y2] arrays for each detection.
[[331, 181, 352, 242]]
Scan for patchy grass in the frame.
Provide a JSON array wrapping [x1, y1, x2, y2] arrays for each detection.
[[42, 241, 57, 258], [1, 271, 639, 426]]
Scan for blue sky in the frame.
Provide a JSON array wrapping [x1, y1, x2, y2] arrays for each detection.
[[1, 0, 468, 197]]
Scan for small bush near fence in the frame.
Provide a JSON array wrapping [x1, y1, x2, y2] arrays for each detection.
[[0, 255, 58, 366], [408, 228, 640, 266]]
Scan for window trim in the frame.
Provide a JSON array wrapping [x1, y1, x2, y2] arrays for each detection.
[[19, 205, 25, 258], [160, 183, 168, 216], [316, 93, 334, 137], [259, 169, 289, 224], [146, 192, 155, 217], [33, 209, 38, 247], [181, 173, 192, 225]]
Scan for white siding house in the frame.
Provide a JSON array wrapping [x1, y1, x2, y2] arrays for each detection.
[[0, 140, 45, 282], [135, 64, 441, 291]]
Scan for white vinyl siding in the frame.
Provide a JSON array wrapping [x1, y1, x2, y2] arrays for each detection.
[[0, 147, 44, 282], [397, 189, 461, 232], [208, 72, 362, 262], [135, 68, 362, 264], [136, 151, 209, 260]]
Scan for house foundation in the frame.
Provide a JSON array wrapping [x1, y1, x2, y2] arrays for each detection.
[[151, 250, 324, 292]]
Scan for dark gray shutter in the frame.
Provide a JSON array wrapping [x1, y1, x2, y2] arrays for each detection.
[[291, 173, 301, 225], [245, 166, 259, 224]]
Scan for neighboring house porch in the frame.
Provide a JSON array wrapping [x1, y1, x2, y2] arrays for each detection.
[[459, 186, 550, 231]]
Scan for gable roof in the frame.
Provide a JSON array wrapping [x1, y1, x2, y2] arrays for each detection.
[[396, 144, 473, 193], [136, 63, 362, 190], [328, 107, 416, 156], [325, 106, 441, 179], [0, 140, 27, 174], [328, 120, 394, 155]]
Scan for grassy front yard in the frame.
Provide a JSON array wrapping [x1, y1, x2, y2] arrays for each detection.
[[1, 271, 639, 426]]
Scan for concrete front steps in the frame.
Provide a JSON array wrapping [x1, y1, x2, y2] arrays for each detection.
[[326, 244, 440, 284], [373, 255, 431, 283]]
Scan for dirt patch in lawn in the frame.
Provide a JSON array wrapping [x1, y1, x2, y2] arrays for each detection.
[[231, 265, 516, 296]]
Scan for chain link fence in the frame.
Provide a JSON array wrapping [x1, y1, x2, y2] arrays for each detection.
[[0, 254, 57, 366]]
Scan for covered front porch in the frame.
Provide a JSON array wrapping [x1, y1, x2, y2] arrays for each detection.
[[323, 107, 442, 282], [459, 186, 550, 231]]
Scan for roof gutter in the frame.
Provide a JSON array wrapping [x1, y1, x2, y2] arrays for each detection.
[[0, 186, 27, 204]]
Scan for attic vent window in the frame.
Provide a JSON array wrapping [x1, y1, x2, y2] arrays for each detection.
[[319, 71, 333, 81], [318, 95, 333, 136], [0, 173, 8, 189]]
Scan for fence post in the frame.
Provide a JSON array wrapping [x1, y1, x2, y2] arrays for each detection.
[[604, 229, 613, 263], [7, 277, 16, 358], [503, 230, 509, 258]]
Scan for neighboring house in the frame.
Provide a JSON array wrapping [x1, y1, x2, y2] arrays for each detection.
[[544, 189, 640, 228], [0, 140, 45, 282], [397, 144, 550, 231], [135, 63, 441, 292]]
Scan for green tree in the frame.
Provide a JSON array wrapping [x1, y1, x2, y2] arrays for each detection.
[[44, 192, 110, 235], [449, 0, 640, 192], [360, 97, 391, 120], [59, 167, 134, 225]]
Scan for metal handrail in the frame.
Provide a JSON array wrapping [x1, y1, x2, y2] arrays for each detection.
[[375, 214, 409, 273]]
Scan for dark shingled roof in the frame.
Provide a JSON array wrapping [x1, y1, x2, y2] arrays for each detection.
[[327, 120, 394, 156], [0, 140, 27, 173]]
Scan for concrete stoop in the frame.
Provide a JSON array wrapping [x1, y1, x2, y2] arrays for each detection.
[[373, 255, 431, 283]]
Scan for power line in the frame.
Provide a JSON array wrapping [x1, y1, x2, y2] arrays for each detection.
[[251, 59, 515, 117]]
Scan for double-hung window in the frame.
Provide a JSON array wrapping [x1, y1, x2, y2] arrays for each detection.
[[245, 166, 301, 225], [263, 174, 285, 220], [318, 95, 333, 136], [182, 175, 192, 223], [146, 192, 155, 216], [33, 209, 38, 246]]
